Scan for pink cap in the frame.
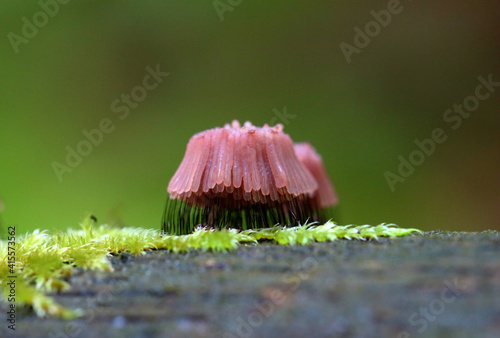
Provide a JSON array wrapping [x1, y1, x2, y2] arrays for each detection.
[[168, 120, 319, 206]]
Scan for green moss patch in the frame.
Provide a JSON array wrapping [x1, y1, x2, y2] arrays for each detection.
[[0, 217, 420, 318]]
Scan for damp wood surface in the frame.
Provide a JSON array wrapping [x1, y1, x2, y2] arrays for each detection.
[[3, 231, 500, 338]]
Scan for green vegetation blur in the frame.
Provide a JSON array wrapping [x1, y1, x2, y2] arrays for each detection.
[[0, 1, 498, 234]]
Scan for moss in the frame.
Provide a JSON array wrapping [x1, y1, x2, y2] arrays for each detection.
[[0, 216, 420, 318]]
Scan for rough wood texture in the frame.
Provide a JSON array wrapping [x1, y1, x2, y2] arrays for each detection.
[[3, 231, 499, 338]]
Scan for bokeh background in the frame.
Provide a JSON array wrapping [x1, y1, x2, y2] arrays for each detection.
[[1, 1, 498, 234]]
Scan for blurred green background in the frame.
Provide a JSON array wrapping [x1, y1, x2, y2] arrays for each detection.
[[0, 1, 498, 234]]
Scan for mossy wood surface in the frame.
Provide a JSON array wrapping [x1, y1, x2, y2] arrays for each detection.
[[1, 230, 499, 338]]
